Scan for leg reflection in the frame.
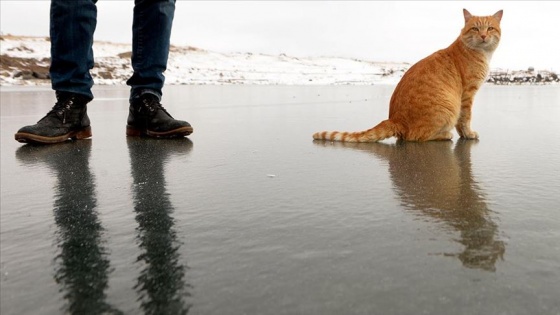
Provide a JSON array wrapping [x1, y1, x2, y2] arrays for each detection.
[[16, 141, 121, 315], [314, 140, 505, 271], [127, 138, 193, 314]]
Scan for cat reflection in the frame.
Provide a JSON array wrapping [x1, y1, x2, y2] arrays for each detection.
[[317, 139, 505, 271], [127, 138, 193, 314], [16, 141, 122, 315]]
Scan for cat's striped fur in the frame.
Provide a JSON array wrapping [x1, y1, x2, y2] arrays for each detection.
[[313, 9, 503, 142]]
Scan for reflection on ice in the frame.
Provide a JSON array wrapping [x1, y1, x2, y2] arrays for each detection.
[[314, 139, 506, 272], [127, 138, 193, 314], [14, 138, 194, 314], [16, 141, 122, 314]]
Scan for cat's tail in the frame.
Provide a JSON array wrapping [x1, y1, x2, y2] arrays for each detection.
[[312, 119, 398, 142]]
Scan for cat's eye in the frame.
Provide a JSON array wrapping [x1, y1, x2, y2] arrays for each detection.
[[471, 27, 479, 32], [488, 27, 494, 31]]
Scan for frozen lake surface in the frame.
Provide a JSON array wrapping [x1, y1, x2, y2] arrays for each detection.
[[1, 85, 559, 314]]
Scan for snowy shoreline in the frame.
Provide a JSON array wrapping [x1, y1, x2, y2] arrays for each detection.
[[1, 35, 558, 86]]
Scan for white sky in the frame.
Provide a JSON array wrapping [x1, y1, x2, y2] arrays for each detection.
[[1, 1, 559, 71]]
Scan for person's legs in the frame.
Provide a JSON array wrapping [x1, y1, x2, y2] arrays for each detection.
[[50, 0, 97, 100], [127, 0, 175, 99], [14, 0, 97, 144], [126, 0, 193, 138]]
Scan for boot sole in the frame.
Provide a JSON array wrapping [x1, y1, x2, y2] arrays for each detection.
[[15, 126, 92, 144], [126, 125, 193, 138]]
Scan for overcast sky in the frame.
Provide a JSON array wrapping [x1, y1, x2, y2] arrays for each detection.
[[1, 1, 559, 71]]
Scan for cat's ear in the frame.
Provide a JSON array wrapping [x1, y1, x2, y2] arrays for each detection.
[[463, 9, 473, 23], [493, 10, 503, 22]]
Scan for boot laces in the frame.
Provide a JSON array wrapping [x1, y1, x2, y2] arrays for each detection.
[[44, 97, 75, 124], [140, 96, 172, 117]]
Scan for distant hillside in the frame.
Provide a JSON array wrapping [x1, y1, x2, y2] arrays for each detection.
[[1, 35, 558, 86]]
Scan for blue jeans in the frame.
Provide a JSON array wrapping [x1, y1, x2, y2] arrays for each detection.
[[49, 0, 176, 101]]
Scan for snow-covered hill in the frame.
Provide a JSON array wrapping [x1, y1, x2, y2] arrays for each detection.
[[1, 35, 558, 86]]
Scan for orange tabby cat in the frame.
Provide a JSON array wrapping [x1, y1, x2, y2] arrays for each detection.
[[313, 9, 503, 142]]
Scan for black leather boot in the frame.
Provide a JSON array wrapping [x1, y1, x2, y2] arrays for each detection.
[[126, 93, 193, 138], [15, 92, 92, 144]]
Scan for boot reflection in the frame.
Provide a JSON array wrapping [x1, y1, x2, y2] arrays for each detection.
[[15, 141, 122, 315], [315, 139, 505, 272], [127, 138, 193, 314]]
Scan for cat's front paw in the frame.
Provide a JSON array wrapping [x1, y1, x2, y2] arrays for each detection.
[[460, 131, 479, 140]]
